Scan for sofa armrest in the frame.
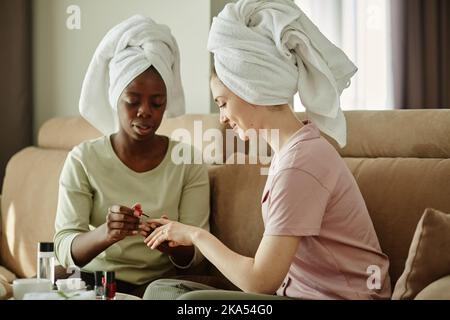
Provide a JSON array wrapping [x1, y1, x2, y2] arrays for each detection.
[[0, 194, 3, 266], [0, 266, 16, 283], [0, 279, 13, 300], [0, 194, 17, 283], [0, 266, 16, 300], [414, 275, 450, 300]]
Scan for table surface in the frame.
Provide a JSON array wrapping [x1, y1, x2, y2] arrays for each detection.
[[115, 292, 142, 300], [9, 291, 142, 300]]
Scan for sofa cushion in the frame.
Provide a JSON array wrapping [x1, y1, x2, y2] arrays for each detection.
[[414, 275, 450, 300], [38, 117, 101, 150], [344, 158, 450, 287], [392, 208, 450, 299], [207, 161, 268, 289], [0, 147, 68, 277]]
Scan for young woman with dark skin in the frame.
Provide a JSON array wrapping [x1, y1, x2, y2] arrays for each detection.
[[70, 67, 195, 269], [55, 16, 209, 298]]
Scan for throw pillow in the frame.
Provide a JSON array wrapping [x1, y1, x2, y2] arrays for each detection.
[[392, 208, 450, 299]]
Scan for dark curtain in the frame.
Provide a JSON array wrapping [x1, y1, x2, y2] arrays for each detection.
[[391, 0, 450, 109], [0, 0, 32, 190]]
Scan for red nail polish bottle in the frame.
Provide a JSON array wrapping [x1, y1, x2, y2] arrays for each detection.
[[104, 271, 116, 300]]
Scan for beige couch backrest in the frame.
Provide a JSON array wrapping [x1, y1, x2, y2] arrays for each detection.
[[1, 148, 68, 277], [36, 110, 450, 159], [2, 110, 450, 288]]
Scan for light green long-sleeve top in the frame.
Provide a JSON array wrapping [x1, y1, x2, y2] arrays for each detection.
[[54, 136, 210, 285]]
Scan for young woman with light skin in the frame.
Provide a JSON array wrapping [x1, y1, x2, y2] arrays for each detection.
[[143, 74, 304, 295], [143, 69, 391, 300], [143, 0, 390, 300]]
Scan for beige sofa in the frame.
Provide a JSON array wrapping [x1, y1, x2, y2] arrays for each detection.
[[1, 110, 450, 299]]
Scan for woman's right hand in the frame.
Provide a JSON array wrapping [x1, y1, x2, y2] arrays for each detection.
[[105, 205, 140, 243]]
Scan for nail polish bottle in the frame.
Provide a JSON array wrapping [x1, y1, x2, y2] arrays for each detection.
[[94, 271, 104, 299], [104, 271, 116, 300], [37, 242, 55, 285]]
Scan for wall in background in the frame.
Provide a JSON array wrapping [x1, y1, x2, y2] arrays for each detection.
[[209, 0, 232, 113], [33, 0, 231, 139], [0, 0, 32, 190]]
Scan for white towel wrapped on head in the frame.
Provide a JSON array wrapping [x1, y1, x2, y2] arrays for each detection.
[[79, 15, 185, 135], [207, 0, 357, 147]]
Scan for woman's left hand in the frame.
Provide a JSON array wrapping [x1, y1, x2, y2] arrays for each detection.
[[144, 217, 197, 249]]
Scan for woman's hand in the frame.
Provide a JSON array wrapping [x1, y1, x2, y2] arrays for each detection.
[[139, 215, 176, 253], [139, 215, 168, 238], [105, 205, 140, 243], [144, 217, 198, 250]]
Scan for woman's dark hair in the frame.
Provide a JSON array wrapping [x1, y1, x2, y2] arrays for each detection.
[[146, 65, 164, 80]]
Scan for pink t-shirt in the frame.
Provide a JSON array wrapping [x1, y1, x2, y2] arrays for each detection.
[[262, 121, 391, 300]]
